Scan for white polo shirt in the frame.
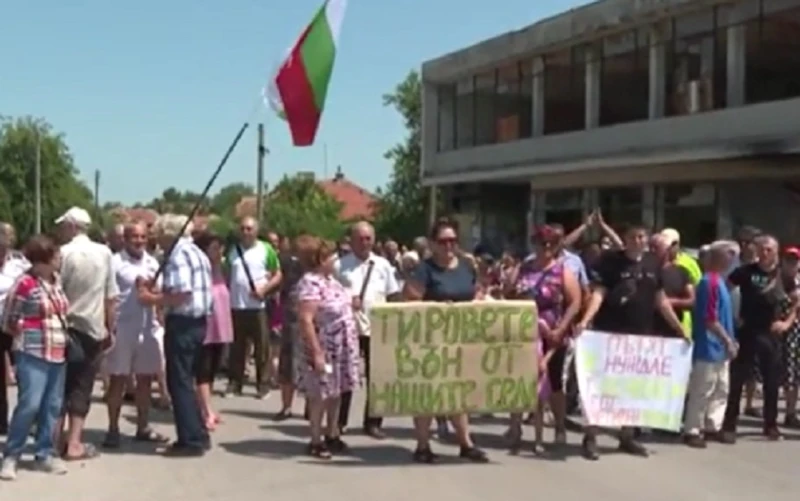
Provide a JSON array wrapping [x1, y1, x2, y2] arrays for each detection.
[[113, 250, 161, 336], [334, 252, 400, 337], [0, 253, 30, 318]]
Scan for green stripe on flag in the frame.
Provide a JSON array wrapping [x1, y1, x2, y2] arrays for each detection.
[[299, 12, 336, 111]]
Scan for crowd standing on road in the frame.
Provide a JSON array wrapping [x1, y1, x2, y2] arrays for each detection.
[[0, 205, 799, 480]]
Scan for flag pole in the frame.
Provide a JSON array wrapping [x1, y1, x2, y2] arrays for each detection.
[[256, 123, 266, 224], [154, 121, 250, 280]]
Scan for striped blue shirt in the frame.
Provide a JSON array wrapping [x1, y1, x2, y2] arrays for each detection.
[[162, 237, 213, 318]]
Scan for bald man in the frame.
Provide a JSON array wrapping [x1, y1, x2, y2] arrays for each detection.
[[334, 221, 401, 438], [102, 222, 167, 447], [225, 217, 282, 399], [107, 224, 125, 254]]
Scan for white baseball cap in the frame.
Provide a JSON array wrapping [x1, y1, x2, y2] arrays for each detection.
[[660, 228, 681, 247], [54, 206, 92, 226]]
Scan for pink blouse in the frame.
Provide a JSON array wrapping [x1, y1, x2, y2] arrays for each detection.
[[205, 272, 233, 345]]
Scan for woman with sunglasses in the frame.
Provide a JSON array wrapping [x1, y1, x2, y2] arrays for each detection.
[[402, 218, 488, 464], [505, 225, 582, 453]]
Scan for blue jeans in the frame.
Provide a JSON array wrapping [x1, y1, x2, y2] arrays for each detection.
[[164, 314, 209, 449], [4, 352, 66, 460]]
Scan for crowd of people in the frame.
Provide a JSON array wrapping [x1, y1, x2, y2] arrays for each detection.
[[0, 204, 797, 479]]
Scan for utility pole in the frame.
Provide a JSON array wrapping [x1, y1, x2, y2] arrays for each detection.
[[34, 132, 42, 233], [323, 142, 329, 178], [256, 123, 266, 223], [94, 170, 100, 222]]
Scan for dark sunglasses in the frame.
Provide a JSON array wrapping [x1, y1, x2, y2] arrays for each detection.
[[436, 237, 457, 245]]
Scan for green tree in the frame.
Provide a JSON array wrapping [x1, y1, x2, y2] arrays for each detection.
[[265, 174, 344, 240], [373, 70, 436, 244], [0, 116, 94, 239], [145, 187, 206, 214], [210, 182, 255, 218]]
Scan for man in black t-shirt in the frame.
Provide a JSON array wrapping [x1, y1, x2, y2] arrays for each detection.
[[575, 224, 685, 461], [721, 235, 795, 442]]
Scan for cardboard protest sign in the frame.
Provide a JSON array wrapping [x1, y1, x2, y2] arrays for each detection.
[[575, 330, 692, 431], [368, 301, 538, 417]]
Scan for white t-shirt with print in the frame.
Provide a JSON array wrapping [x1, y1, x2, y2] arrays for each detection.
[[334, 253, 400, 337]]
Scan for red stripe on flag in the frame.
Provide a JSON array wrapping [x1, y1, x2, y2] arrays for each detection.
[[275, 28, 322, 147]]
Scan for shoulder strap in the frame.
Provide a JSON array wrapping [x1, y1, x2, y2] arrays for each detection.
[[358, 261, 376, 301], [234, 243, 257, 293]]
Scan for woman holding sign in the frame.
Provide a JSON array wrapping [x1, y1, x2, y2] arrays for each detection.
[[402, 218, 489, 464], [505, 225, 582, 455]]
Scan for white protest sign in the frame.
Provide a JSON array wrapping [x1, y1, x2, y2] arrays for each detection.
[[575, 329, 692, 431]]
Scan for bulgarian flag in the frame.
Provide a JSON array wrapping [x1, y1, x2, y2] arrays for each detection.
[[266, 0, 347, 147]]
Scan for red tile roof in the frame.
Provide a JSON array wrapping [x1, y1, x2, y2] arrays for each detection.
[[318, 175, 375, 220], [235, 169, 375, 221]]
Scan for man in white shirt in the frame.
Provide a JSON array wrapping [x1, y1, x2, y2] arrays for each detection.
[[225, 217, 282, 399], [102, 221, 167, 448], [335, 221, 401, 439], [57, 207, 119, 461], [0, 222, 28, 435]]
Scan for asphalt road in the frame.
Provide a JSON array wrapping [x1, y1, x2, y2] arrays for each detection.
[[0, 385, 799, 501]]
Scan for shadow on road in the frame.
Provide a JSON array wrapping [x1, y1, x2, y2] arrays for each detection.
[[218, 437, 419, 466]]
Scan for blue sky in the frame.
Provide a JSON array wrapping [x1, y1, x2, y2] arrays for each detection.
[[1, 0, 585, 204]]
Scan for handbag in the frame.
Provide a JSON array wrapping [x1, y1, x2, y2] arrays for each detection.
[[39, 278, 89, 364]]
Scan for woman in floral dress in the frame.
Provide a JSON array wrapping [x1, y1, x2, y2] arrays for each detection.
[[780, 247, 800, 427], [295, 235, 360, 459]]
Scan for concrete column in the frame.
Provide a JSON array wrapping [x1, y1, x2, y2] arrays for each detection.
[[585, 45, 601, 128], [532, 186, 546, 226], [526, 187, 535, 252], [715, 183, 733, 239], [724, 3, 748, 107], [581, 188, 593, 218], [726, 25, 746, 107], [421, 81, 439, 177], [532, 57, 545, 136], [648, 28, 666, 119], [642, 184, 656, 229], [427, 186, 438, 228]]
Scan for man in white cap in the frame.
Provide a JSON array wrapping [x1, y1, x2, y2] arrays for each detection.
[[660, 228, 702, 285], [56, 206, 119, 461]]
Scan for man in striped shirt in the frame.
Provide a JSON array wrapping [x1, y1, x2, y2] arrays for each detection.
[[140, 214, 212, 456]]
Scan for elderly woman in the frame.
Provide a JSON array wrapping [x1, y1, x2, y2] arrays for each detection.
[[193, 232, 233, 431], [295, 235, 360, 459], [0, 235, 69, 480]]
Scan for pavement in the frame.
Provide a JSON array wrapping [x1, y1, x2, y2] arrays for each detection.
[[1, 385, 799, 501]]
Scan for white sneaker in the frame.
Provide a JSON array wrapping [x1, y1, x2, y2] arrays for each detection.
[[0, 457, 18, 481], [33, 457, 67, 475]]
